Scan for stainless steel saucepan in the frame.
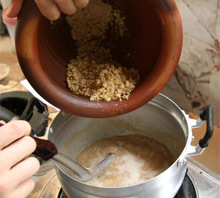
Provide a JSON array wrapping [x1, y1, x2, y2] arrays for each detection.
[[48, 94, 213, 198]]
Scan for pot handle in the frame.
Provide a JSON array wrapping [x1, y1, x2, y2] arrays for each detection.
[[19, 97, 47, 120], [19, 97, 49, 136], [187, 105, 214, 156], [198, 105, 214, 148]]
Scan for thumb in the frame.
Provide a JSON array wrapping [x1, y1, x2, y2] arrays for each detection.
[[7, 0, 24, 18]]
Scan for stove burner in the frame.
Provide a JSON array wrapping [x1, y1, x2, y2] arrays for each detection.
[[58, 189, 68, 198], [174, 173, 197, 198], [57, 174, 198, 198]]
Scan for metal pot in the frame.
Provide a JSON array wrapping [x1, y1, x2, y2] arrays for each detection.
[[48, 94, 213, 198]]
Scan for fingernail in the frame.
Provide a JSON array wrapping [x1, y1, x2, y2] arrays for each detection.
[[6, 4, 12, 17]]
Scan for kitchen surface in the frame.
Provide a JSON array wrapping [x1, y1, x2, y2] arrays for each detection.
[[0, 0, 220, 197]]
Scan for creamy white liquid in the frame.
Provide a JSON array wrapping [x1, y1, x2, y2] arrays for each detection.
[[76, 135, 174, 187]]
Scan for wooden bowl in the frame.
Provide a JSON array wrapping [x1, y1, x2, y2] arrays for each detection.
[[15, 0, 182, 118]]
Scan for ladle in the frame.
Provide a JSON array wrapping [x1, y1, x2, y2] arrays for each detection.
[[31, 136, 115, 181], [0, 96, 114, 182]]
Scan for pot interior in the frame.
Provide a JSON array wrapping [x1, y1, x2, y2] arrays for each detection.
[[49, 94, 189, 178]]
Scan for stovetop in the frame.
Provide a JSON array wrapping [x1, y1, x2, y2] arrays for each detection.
[[29, 157, 220, 198], [187, 158, 220, 198]]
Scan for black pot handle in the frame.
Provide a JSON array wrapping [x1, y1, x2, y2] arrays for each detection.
[[19, 97, 49, 136], [0, 106, 18, 122], [198, 105, 214, 148], [19, 97, 48, 120]]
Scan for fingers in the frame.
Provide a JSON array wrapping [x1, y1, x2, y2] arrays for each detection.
[[6, 0, 24, 18], [7, 0, 89, 20], [54, 0, 77, 15], [0, 120, 6, 125], [0, 136, 37, 169], [0, 177, 36, 198], [35, 0, 61, 21], [0, 120, 39, 198], [11, 157, 40, 185], [0, 157, 39, 197], [74, 0, 89, 8], [0, 120, 31, 150], [12, 178, 36, 198], [35, 0, 89, 20]]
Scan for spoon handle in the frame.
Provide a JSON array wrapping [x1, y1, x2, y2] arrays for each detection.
[[0, 123, 57, 161], [53, 153, 91, 180], [31, 136, 58, 160], [31, 136, 91, 180]]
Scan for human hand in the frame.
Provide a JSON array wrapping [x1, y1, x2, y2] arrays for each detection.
[[7, 0, 89, 20], [0, 120, 40, 198]]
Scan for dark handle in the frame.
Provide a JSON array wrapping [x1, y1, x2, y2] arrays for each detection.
[[198, 105, 214, 148], [19, 97, 48, 120], [0, 106, 17, 122], [0, 123, 57, 161], [31, 136, 58, 161], [19, 97, 49, 136]]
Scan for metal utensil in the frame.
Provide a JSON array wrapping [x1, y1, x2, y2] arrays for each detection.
[[0, 96, 114, 182], [31, 136, 115, 181]]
